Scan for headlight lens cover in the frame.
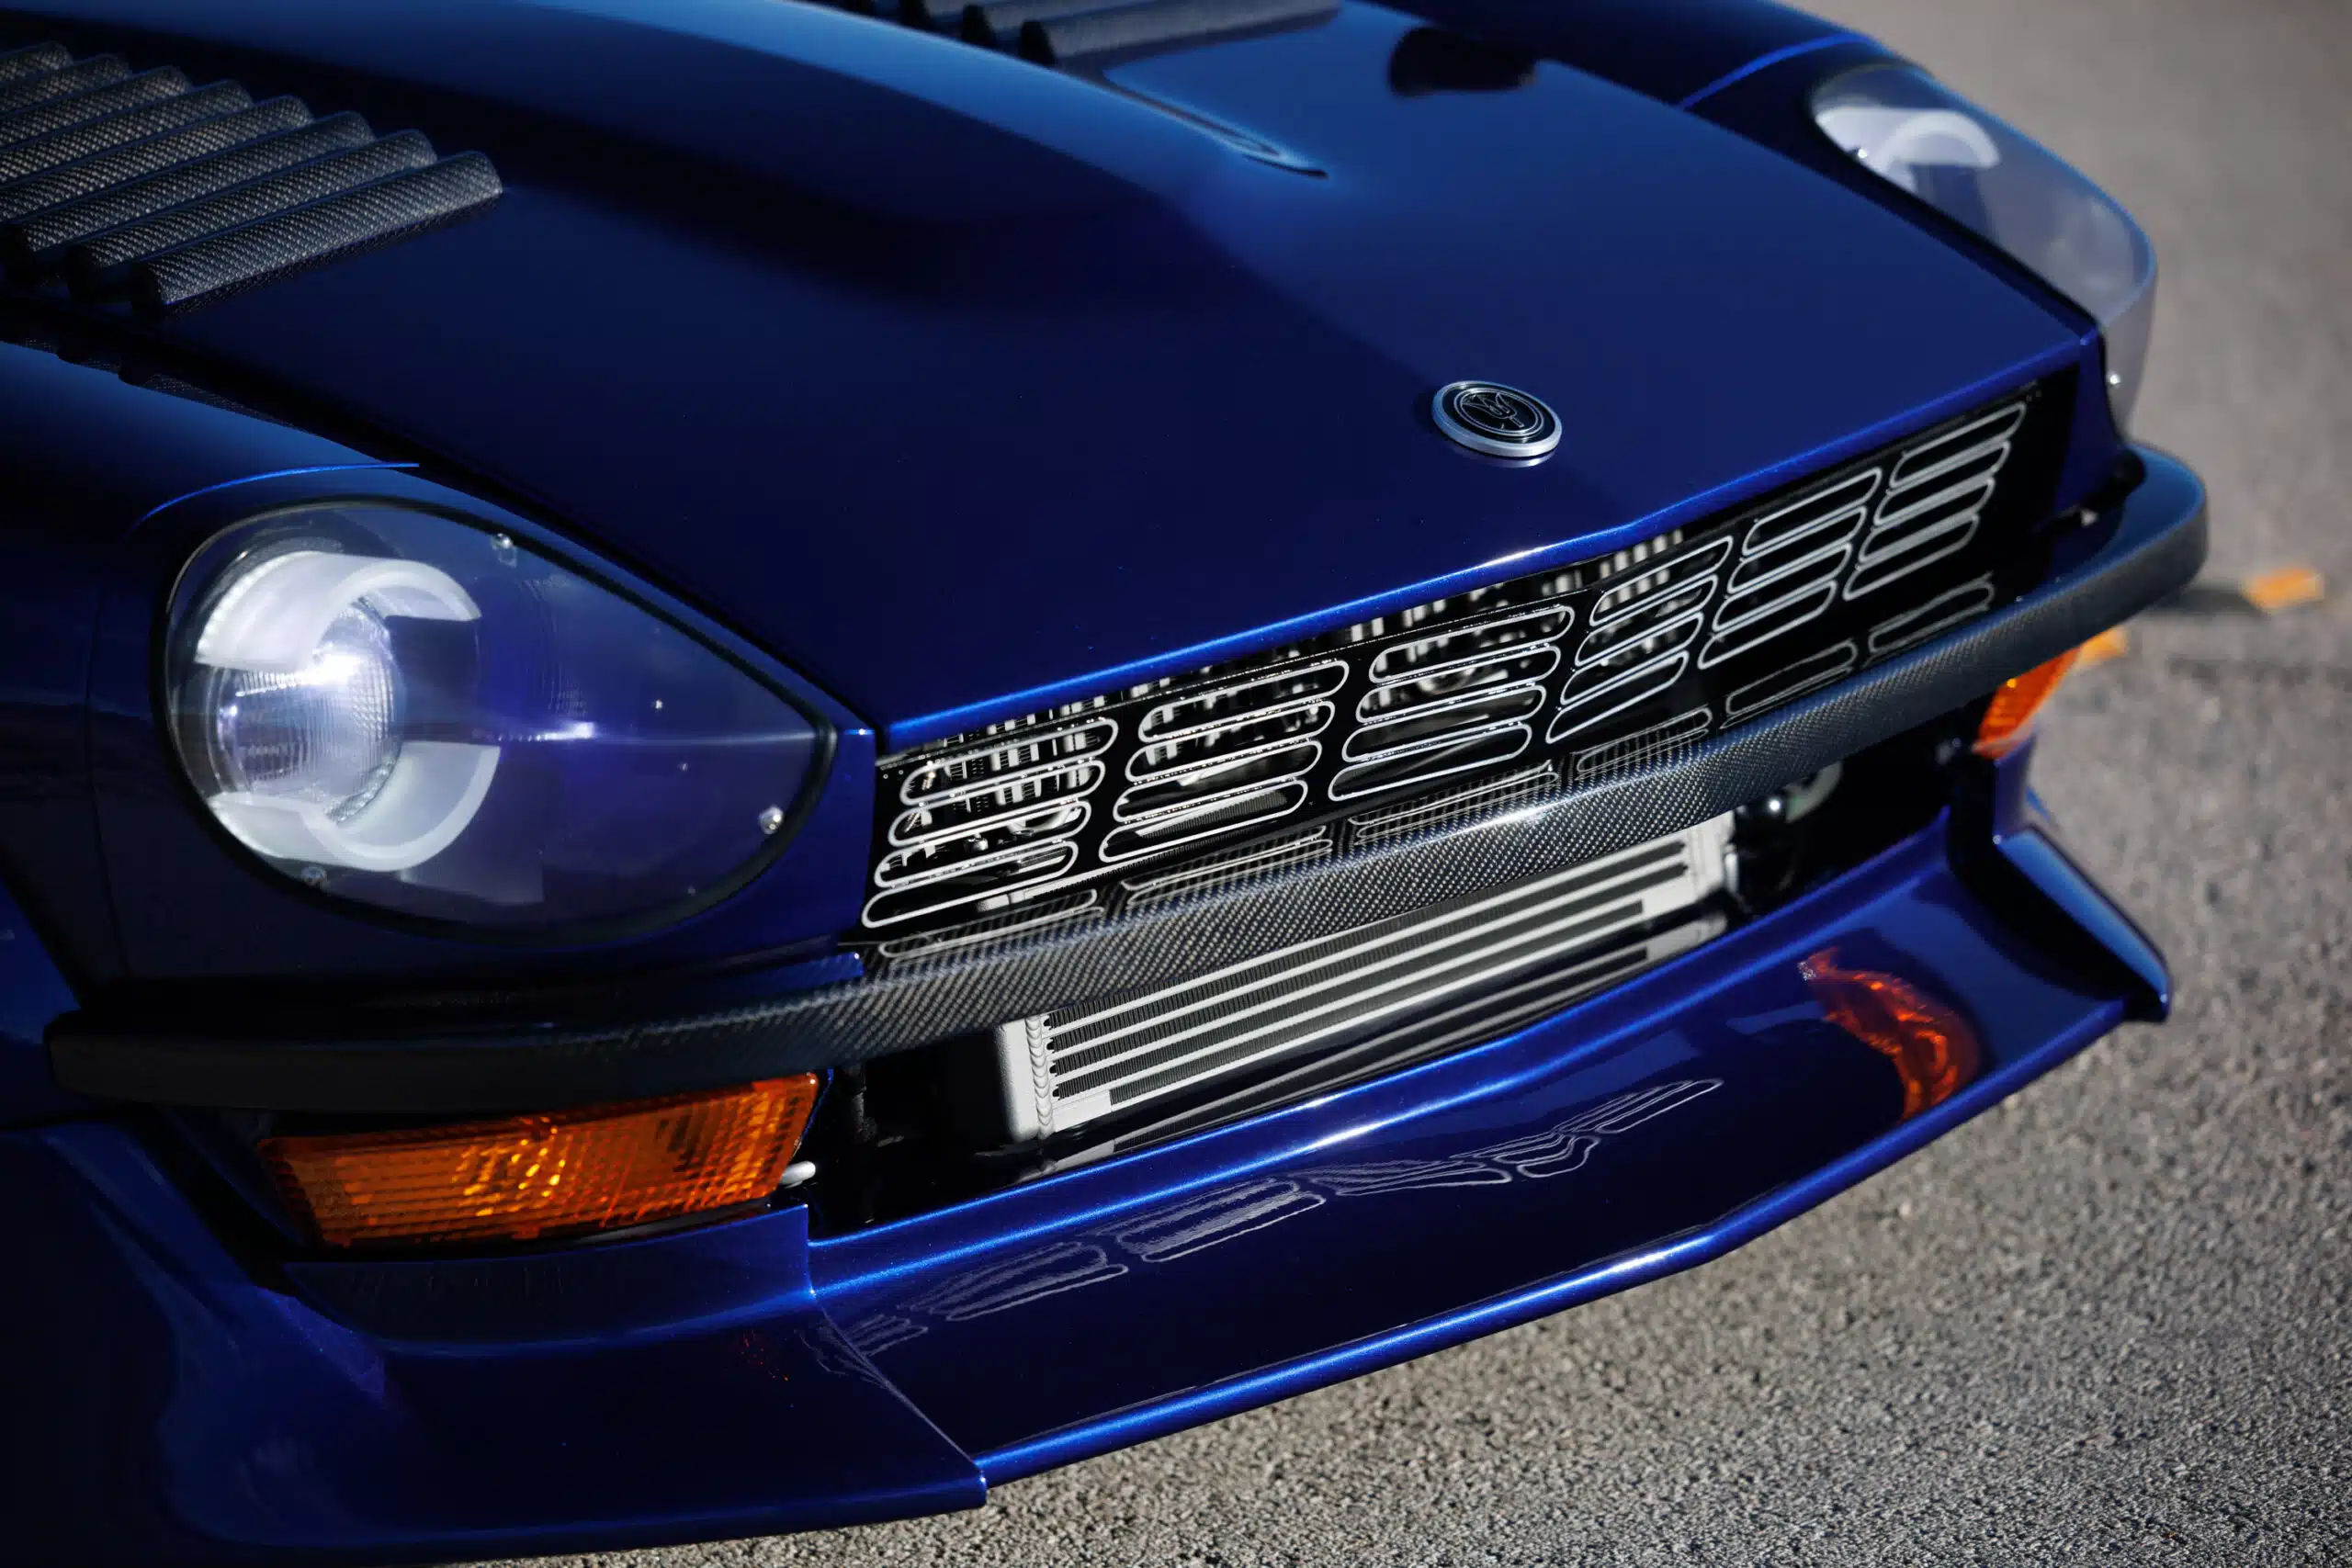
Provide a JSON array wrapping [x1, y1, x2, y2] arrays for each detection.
[[167, 504, 821, 932], [1812, 63, 2155, 429]]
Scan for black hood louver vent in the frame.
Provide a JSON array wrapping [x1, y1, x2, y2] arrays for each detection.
[[0, 40, 498, 311], [832, 0, 1334, 70]]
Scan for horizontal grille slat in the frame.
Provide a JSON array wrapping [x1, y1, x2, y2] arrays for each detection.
[[994, 818, 1732, 1139], [902, 718, 1115, 802], [1129, 705, 1331, 780], [1049, 847, 1691, 1081], [1116, 742, 1321, 819], [1356, 644, 1558, 719], [1342, 683, 1544, 761], [1329, 724, 1530, 801], [1867, 575, 1996, 658], [871, 382, 2067, 949], [1138, 660, 1346, 742], [0, 39, 496, 308], [1368, 604, 1570, 683], [1743, 469, 1880, 553], [1589, 536, 1731, 624], [862, 840, 1080, 930], [1067, 915, 1724, 1162], [1099, 779, 1308, 861], [888, 760, 1102, 846], [1890, 402, 2027, 490]]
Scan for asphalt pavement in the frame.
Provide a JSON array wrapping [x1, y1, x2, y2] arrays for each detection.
[[498, 0, 2351, 1561]]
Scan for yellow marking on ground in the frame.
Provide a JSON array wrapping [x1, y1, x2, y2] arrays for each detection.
[[2242, 565, 2325, 614], [2075, 625, 2132, 669]]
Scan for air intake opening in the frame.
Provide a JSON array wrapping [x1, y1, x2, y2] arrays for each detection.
[[803, 711, 1977, 1232]]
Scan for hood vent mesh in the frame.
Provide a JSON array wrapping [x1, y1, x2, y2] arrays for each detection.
[[0, 40, 498, 310], [828, 0, 1335, 70]]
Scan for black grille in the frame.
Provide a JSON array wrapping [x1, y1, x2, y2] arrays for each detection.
[[866, 379, 2074, 943], [0, 41, 498, 310]]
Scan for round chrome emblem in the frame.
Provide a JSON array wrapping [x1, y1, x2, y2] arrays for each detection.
[[1431, 380, 1562, 460]]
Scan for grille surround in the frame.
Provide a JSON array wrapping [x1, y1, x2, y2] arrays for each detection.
[[867, 380, 2072, 946], [51, 439, 2214, 1114]]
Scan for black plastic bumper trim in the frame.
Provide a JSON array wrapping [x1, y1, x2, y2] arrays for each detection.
[[51, 448, 2208, 1114]]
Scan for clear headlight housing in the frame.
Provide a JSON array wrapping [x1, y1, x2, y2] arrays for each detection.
[[166, 504, 821, 932], [1813, 63, 2155, 431]]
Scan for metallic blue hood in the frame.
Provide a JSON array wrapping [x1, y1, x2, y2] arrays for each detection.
[[11, 0, 2083, 748]]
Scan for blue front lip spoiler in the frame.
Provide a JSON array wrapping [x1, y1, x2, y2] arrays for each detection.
[[810, 810, 2154, 1469], [0, 793, 2164, 1564], [980, 840, 2126, 1480]]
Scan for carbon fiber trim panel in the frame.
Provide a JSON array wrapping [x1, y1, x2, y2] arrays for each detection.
[[4, 114, 375, 266], [0, 80, 251, 185], [130, 152, 499, 310], [47, 448, 2208, 1113], [0, 42, 70, 86], [70, 132, 438, 288], [0, 38, 498, 307], [0, 67, 188, 152], [0, 96, 311, 225]]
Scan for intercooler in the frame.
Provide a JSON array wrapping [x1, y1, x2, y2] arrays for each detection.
[[990, 814, 1734, 1142]]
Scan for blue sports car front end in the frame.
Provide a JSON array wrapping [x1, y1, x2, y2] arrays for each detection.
[[0, 0, 2202, 1560]]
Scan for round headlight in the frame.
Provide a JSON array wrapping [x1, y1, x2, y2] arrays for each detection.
[[166, 505, 822, 932], [1812, 63, 2156, 431]]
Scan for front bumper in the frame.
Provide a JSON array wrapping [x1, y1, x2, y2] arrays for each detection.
[[46, 448, 2207, 1115], [2, 796, 2165, 1565]]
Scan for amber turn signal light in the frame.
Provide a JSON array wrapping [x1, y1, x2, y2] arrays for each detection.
[[261, 1075, 820, 1250], [1973, 645, 2083, 759]]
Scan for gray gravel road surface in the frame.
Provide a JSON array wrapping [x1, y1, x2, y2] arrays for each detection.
[[495, 0, 2352, 1561]]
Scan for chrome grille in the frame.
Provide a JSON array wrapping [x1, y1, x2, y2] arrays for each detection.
[[869, 380, 2070, 946], [992, 817, 1734, 1141], [1330, 604, 1566, 802], [865, 716, 1117, 929], [1551, 536, 1724, 745], [1849, 402, 2028, 600], [1107, 668, 1334, 863]]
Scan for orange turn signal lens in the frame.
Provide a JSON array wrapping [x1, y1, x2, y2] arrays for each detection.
[[1973, 645, 2082, 758], [1802, 950, 1983, 1118], [261, 1075, 820, 1250]]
